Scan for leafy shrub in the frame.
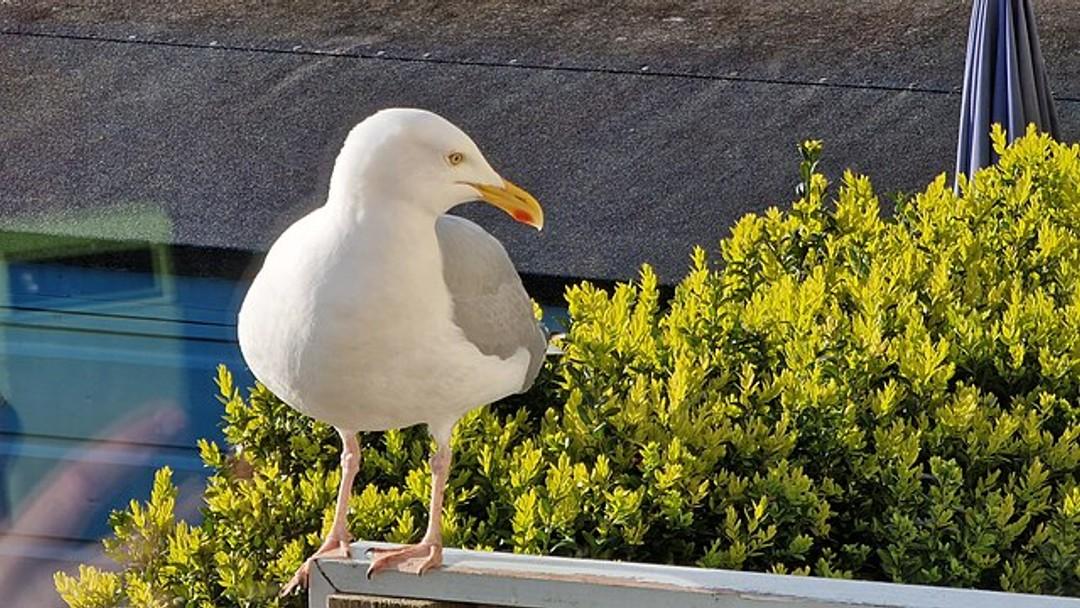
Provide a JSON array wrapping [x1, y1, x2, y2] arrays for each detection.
[[57, 126, 1080, 606]]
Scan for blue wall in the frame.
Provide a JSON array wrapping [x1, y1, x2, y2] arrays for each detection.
[[0, 261, 251, 543]]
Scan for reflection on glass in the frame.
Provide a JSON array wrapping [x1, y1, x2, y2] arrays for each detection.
[[0, 232, 250, 606]]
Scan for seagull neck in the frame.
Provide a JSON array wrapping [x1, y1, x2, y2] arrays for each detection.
[[345, 198, 439, 239], [326, 177, 390, 212], [325, 145, 400, 211]]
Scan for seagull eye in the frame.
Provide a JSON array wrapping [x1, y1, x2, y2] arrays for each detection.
[[447, 152, 465, 166]]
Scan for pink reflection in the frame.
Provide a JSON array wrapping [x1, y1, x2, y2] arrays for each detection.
[[0, 403, 194, 607]]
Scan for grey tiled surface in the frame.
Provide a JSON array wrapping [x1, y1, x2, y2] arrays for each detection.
[[2, 1, 1078, 284]]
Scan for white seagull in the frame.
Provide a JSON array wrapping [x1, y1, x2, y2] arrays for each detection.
[[237, 108, 547, 593]]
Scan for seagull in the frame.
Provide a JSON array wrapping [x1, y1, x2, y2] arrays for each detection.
[[237, 108, 547, 593]]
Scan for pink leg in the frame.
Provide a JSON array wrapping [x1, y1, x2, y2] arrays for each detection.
[[281, 429, 360, 596], [367, 427, 452, 578]]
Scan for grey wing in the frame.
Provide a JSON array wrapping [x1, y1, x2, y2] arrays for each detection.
[[435, 215, 547, 392]]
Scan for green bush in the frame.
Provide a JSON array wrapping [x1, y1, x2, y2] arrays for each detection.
[[57, 126, 1080, 606]]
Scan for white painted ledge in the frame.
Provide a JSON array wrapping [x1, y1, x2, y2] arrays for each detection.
[[309, 541, 1080, 608]]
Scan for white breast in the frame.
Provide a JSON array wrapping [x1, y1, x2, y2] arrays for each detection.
[[238, 206, 529, 433]]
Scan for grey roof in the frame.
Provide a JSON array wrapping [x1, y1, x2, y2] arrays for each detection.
[[2, 1, 1078, 285]]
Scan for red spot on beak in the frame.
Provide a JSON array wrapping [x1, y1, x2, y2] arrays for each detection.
[[512, 210, 534, 224]]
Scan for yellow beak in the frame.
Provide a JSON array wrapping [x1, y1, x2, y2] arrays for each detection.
[[465, 179, 544, 231]]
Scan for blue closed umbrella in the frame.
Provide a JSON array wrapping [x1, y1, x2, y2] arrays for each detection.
[[955, 0, 1060, 185]]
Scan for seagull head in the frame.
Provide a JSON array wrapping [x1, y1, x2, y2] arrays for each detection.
[[332, 108, 544, 230]]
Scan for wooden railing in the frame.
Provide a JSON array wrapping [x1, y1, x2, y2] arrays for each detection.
[[310, 541, 1080, 608]]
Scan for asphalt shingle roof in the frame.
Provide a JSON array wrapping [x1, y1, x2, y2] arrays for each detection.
[[2, 1, 1078, 284]]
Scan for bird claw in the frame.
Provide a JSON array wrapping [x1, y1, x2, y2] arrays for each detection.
[[280, 563, 310, 597], [280, 536, 352, 596], [366, 542, 443, 579]]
